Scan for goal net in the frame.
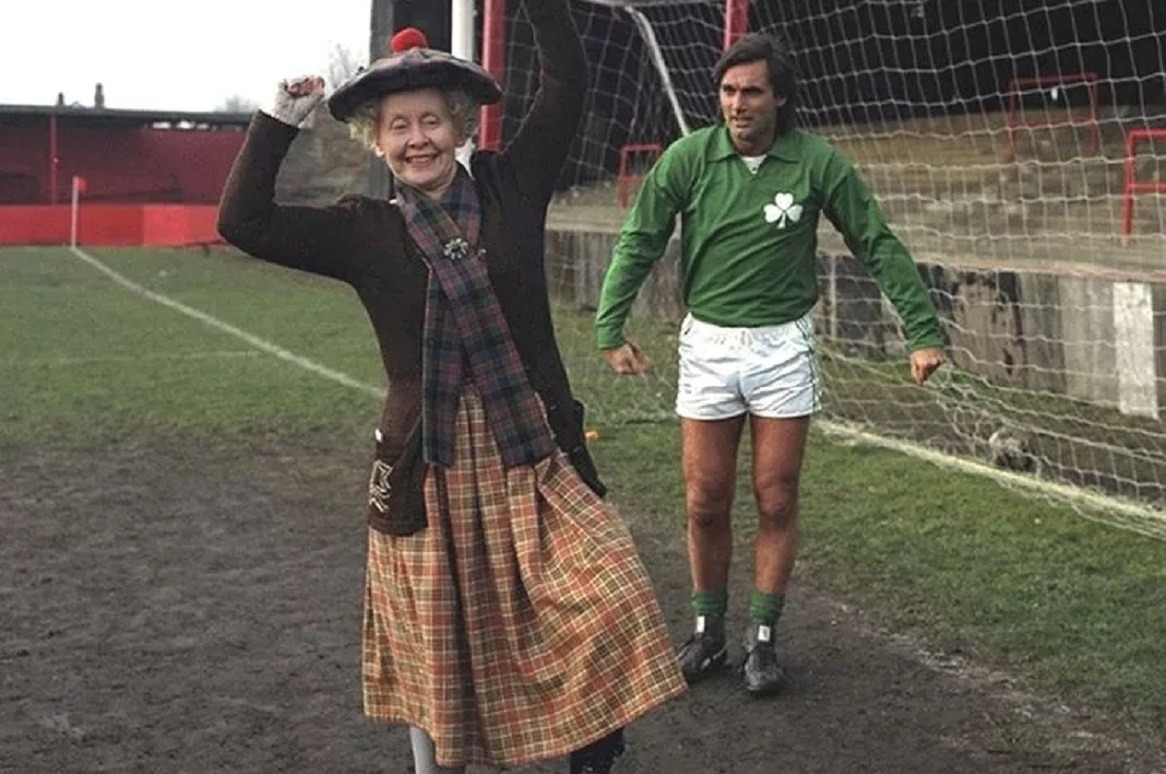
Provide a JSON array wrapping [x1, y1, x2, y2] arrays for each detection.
[[495, 0, 1166, 530]]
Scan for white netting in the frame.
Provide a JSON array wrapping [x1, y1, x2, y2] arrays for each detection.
[[498, 0, 1166, 529]]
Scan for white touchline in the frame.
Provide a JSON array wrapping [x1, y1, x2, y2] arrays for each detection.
[[67, 248, 1164, 541], [6, 351, 262, 366], [818, 420, 1166, 542], [68, 247, 382, 399]]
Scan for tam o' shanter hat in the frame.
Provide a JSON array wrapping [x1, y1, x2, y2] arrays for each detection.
[[327, 27, 502, 122]]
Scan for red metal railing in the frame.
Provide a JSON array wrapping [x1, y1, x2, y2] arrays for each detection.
[[724, 0, 749, 50], [478, 0, 506, 151], [617, 143, 662, 208], [1120, 129, 1166, 245], [1005, 73, 1101, 158]]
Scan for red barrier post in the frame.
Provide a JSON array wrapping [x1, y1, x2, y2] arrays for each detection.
[[48, 113, 59, 205], [1120, 129, 1166, 246], [479, 0, 506, 151], [1005, 73, 1101, 158], [724, 0, 749, 50], [617, 143, 662, 207]]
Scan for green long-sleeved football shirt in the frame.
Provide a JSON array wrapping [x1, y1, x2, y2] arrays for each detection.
[[595, 125, 946, 352]]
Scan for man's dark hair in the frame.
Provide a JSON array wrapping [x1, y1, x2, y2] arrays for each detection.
[[713, 33, 799, 135]]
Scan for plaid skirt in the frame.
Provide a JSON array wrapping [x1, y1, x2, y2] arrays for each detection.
[[362, 388, 686, 768]]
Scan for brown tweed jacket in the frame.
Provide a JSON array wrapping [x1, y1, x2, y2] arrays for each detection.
[[217, 0, 603, 534]]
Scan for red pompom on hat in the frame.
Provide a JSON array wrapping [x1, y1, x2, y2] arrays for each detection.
[[390, 27, 429, 53], [328, 25, 501, 121]]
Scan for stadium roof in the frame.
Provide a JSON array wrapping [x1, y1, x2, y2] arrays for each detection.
[[0, 103, 253, 130]]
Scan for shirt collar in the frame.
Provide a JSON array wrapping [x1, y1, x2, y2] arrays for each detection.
[[707, 124, 799, 163]]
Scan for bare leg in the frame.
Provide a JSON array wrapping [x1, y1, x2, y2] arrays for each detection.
[[409, 727, 465, 774], [748, 415, 810, 595], [682, 416, 746, 594]]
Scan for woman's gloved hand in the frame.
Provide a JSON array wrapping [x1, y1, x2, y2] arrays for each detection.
[[262, 75, 326, 128]]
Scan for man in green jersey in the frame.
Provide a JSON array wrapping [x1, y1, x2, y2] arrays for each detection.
[[595, 33, 946, 696]]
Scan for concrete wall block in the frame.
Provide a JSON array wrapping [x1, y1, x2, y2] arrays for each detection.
[[1059, 277, 1117, 405], [929, 267, 1030, 386], [546, 226, 1156, 420], [1016, 272, 1067, 394], [820, 254, 895, 359], [1114, 281, 1158, 418], [1153, 285, 1166, 417]]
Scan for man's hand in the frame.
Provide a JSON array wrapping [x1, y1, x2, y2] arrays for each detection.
[[910, 346, 945, 385], [264, 75, 326, 128], [602, 341, 650, 375]]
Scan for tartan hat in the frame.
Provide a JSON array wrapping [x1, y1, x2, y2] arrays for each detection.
[[328, 27, 502, 122]]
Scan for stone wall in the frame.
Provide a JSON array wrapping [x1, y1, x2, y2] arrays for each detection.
[[546, 225, 1162, 419]]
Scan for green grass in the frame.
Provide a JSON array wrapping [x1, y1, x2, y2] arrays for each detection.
[[594, 422, 1166, 736], [550, 286, 1166, 508], [799, 438, 1166, 731], [4, 245, 1164, 738], [2, 247, 381, 445]]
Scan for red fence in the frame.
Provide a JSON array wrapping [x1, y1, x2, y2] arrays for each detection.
[[1005, 73, 1101, 157], [0, 110, 242, 245], [0, 120, 243, 205], [1121, 129, 1166, 245], [617, 143, 662, 208], [0, 203, 222, 246]]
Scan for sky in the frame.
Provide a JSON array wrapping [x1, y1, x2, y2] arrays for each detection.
[[1, 0, 372, 113]]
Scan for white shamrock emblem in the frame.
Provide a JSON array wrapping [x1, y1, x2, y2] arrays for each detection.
[[763, 192, 803, 229]]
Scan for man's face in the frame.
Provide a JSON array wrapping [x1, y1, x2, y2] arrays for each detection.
[[718, 60, 785, 155]]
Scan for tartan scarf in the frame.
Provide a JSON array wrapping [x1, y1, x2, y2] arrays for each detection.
[[396, 167, 555, 469]]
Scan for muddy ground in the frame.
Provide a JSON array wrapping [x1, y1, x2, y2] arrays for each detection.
[[2, 438, 1162, 773]]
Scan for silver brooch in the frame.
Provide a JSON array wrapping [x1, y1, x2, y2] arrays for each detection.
[[443, 237, 471, 262]]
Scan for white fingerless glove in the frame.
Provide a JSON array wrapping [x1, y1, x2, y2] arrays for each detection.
[[262, 77, 325, 128]]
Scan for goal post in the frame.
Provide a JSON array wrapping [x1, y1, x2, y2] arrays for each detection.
[[485, 0, 1166, 526], [69, 175, 86, 248]]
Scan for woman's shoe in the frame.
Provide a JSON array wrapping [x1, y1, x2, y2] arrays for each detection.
[[568, 728, 625, 774]]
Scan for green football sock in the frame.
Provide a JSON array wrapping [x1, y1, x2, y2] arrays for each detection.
[[749, 590, 785, 628], [691, 589, 728, 618], [691, 590, 727, 638]]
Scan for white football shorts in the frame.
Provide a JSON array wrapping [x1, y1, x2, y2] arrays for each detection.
[[675, 311, 821, 421]]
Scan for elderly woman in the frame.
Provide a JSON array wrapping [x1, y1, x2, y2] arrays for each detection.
[[216, 1, 685, 772]]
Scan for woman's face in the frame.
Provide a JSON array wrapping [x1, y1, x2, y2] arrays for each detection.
[[374, 88, 468, 198]]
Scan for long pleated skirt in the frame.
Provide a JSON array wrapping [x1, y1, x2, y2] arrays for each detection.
[[361, 388, 686, 768]]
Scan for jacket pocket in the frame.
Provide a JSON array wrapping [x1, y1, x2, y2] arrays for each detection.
[[567, 399, 607, 499], [366, 420, 427, 537]]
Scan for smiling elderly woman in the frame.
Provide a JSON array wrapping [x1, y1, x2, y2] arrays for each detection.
[[215, 1, 685, 773], [345, 85, 480, 195]]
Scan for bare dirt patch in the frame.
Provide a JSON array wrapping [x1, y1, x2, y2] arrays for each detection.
[[2, 439, 1161, 773]]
